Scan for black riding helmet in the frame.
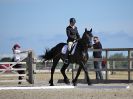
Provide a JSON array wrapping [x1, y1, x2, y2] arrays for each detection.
[[70, 18, 76, 23]]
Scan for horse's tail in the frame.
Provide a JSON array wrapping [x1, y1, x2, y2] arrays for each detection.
[[40, 43, 65, 61], [40, 49, 53, 61]]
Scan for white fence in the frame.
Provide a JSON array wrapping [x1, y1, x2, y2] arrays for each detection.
[[0, 51, 34, 84], [34, 48, 133, 83], [0, 48, 133, 84]]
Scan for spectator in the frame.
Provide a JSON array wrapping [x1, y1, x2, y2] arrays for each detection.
[[93, 36, 103, 80], [12, 43, 28, 84]]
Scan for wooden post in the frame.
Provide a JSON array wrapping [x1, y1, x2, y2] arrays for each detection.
[[105, 50, 109, 80], [128, 50, 132, 82], [32, 51, 37, 74], [27, 51, 34, 84], [111, 61, 115, 75]]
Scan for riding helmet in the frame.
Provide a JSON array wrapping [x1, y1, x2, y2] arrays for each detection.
[[70, 18, 76, 23], [13, 44, 21, 49]]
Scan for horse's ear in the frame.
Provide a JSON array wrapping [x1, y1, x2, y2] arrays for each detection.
[[45, 48, 48, 53], [90, 28, 92, 32], [85, 28, 87, 32]]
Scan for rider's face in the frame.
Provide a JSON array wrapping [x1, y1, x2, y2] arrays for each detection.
[[70, 22, 75, 26]]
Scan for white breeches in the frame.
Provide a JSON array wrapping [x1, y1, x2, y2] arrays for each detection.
[[68, 42, 73, 51]]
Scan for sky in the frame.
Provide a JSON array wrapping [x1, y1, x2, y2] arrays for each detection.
[[0, 0, 133, 57]]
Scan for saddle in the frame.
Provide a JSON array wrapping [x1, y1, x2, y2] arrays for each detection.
[[61, 42, 77, 55]]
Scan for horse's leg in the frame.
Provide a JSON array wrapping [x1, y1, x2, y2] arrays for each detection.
[[49, 58, 60, 86], [72, 66, 82, 86], [80, 62, 91, 85], [61, 63, 70, 84]]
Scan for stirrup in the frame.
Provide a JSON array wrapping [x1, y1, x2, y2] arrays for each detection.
[[64, 59, 69, 64]]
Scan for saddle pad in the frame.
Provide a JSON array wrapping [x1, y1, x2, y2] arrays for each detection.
[[61, 43, 77, 55], [61, 45, 68, 54]]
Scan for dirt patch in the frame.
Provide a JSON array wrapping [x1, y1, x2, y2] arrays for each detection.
[[0, 87, 132, 99], [0, 84, 133, 99], [0, 73, 133, 99]]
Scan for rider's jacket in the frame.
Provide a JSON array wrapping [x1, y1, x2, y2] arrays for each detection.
[[66, 26, 80, 42]]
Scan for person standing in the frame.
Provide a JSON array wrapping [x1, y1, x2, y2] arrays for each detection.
[[12, 44, 28, 84], [64, 18, 80, 64], [93, 36, 103, 80]]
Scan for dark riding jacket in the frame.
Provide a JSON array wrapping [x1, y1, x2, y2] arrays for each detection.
[[93, 42, 102, 58], [66, 26, 80, 42]]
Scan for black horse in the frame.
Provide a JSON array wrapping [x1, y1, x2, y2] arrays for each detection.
[[41, 28, 93, 86]]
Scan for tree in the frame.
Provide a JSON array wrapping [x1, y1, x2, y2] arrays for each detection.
[[0, 57, 12, 62]]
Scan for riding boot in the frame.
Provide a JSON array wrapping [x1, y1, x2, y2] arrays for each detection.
[[64, 50, 69, 64]]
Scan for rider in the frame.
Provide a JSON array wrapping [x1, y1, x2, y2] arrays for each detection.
[[64, 18, 80, 64]]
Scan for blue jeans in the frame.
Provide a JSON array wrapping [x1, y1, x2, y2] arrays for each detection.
[[94, 61, 103, 80]]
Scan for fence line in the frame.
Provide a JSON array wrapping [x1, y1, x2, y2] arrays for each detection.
[[33, 48, 133, 83], [0, 48, 133, 84], [0, 51, 34, 84], [86, 48, 133, 82]]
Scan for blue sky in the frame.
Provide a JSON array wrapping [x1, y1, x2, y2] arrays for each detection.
[[0, 0, 133, 56]]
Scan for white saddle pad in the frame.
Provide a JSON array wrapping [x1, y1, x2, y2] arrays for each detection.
[[61, 43, 77, 55], [61, 45, 68, 54]]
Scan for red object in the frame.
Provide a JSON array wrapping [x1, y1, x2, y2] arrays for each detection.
[[0, 64, 11, 72], [102, 59, 107, 65]]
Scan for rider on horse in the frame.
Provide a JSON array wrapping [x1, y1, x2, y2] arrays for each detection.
[[64, 18, 80, 64]]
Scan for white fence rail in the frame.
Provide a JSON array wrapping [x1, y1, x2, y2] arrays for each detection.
[[34, 48, 133, 83], [0, 51, 34, 84]]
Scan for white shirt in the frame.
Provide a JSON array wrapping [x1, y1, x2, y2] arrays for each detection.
[[13, 49, 21, 61]]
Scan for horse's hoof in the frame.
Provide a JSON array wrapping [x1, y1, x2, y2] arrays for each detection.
[[64, 79, 70, 84], [72, 79, 77, 86], [50, 84, 54, 86], [49, 80, 53, 84], [18, 82, 22, 85], [87, 82, 92, 86], [49, 80, 54, 86], [73, 82, 77, 86]]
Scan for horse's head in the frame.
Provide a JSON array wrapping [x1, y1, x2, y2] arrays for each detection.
[[82, 28, 93, 48]]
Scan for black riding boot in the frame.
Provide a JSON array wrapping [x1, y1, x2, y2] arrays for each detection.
[[64, 50, 69, 64]]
